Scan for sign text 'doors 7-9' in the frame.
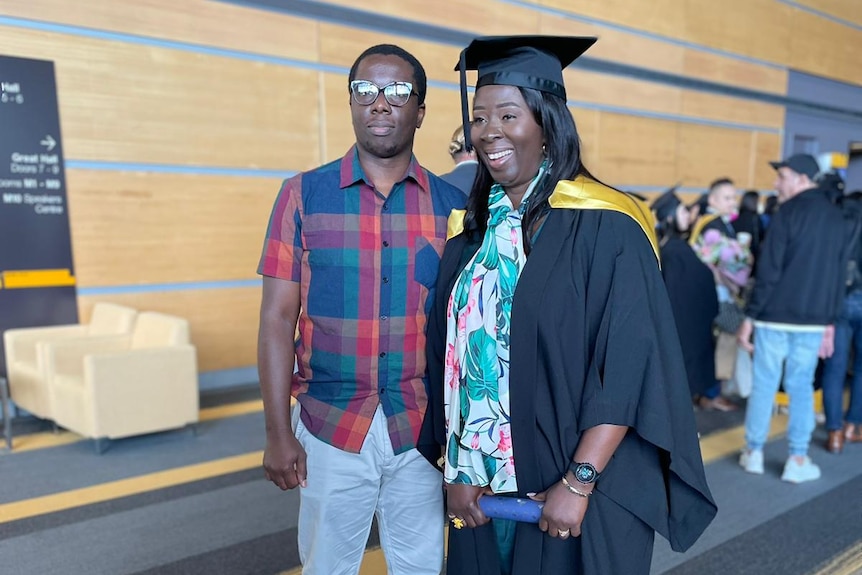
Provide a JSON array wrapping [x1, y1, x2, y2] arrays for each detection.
[[0, 55, 78, 377]]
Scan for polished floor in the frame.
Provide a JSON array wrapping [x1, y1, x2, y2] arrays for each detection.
[[1, 386, 860, 575]]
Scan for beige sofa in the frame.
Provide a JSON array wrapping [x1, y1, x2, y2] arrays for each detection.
[[3, 303, 137, 420], [45, 311, 199, 447]]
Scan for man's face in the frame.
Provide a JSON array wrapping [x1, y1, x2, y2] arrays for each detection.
[[774, 167, 805, 203], [709, 183, 737, 217], [350, 54, 425, 160]]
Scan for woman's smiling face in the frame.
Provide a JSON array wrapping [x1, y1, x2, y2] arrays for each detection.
[[471, 85, 545, 201]]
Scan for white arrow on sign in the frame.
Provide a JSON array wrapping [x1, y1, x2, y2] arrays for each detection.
[[40, 135, 56, 151]]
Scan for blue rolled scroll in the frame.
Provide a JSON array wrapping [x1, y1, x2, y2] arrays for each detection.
[[478, 496, 544, 523]]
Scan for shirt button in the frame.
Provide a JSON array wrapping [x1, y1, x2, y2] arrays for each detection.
[[382, 277, 389, 284], [380, 315, 388, 321], [379, 352, 386, 358], [383, 241, 390, 247], [379, 387, 386, 394], [383, 205, 389, 212]]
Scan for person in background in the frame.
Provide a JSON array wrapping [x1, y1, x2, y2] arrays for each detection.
[[420, 34, 716, 575], [689, 178, 738, 242], [733, 190, 765, 268], [652, 188, 720, 407], [257, 43, 465, 575], [737, 154, 846, 483], [760, 195, 779, 230], [440, 124, 479, 195], [821, 189, 862, 453]]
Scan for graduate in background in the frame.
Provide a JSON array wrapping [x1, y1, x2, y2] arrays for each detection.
[[653, 187, 720, 402]]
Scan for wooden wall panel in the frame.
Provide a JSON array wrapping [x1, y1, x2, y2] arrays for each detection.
[[538, 13, 686, 77], [676, 124, 754, 187], [566, 69, 683, 117], [789, 9, 862, 85], [319, 0, 541, 36], [795, 0, 862, 27], [413, 90, 467, 176], [66, 171, 281, 287], [752, 133, 783, 190], [683, 0, 793, 65], [0, 25, 321, 170], [681, 51, 788, 96], [593, 114, 679, 187], [540, 0, 687, 40], [78, 287, 261, 372], [680, 92, 784, 129], [318, 23, 462, 85], [571, 109, 601, 168], [0, 0, 320, 62], [540, 11, 788, 96]]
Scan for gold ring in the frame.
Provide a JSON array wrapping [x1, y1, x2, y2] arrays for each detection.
[[451, 517, 466, 530]]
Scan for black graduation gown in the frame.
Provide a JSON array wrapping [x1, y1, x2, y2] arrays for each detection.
[[419, 204, 717, 575], [660, 237, 719, 397]]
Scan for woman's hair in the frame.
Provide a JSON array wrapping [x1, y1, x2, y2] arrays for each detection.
[[448, 125, 467, 159], [764, 194, 779, 215], [463, 87, 593, 254], [655, 210, 684, 241], [739, 190, 760, 213]]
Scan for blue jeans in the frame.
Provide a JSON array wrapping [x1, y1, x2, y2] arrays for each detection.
[[745, 325, 824, 456], [821, 290, 862, 430]]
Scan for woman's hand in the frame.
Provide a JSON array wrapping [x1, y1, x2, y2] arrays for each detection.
[[528, 477, 589, 540], [445, 483, 490, 529]]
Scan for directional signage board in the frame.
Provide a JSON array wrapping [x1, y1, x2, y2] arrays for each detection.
[[0, 55, 78, 377]]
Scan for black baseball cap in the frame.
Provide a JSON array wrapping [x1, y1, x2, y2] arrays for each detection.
[[769, 154, 820, 180], [454, 35, 597, 151]]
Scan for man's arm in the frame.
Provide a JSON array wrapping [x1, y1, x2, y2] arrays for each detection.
[[745, 208, 788, 319], [258, 276, 306, 490]]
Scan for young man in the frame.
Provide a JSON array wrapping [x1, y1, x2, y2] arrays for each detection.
[[257, 44, 465, 574], [737, 154, 847, 483]]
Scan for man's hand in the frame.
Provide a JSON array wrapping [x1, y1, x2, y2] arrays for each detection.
[[263, 434, 307, 490], [737, 318, 754, 353]]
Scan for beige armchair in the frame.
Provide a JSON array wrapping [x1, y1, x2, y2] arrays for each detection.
[[45, 311, 199, 449], [3, 303, 137, 420]]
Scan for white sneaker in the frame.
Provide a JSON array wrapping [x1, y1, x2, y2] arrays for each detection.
[[781, 456, 821, 483], [739, 449, 764, 475]]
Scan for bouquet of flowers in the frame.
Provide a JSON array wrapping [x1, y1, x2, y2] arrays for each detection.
[[693, 229, 753, 289]]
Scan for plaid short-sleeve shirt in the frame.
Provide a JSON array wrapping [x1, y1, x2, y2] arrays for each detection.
[[258, 146, 465, 454]]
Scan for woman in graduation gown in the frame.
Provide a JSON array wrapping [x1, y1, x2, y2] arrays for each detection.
[[652, 188, 720, 401], [417, 35, 716, 575]]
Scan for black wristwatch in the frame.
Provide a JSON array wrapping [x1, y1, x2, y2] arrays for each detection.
[[568, 461, 601, 485]]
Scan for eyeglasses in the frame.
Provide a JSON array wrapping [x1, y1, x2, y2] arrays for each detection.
[[349, 80, 416, 107]]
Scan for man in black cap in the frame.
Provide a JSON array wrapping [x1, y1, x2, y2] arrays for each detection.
[[419, 35, 715, 575], [737, 153, 846, 483]]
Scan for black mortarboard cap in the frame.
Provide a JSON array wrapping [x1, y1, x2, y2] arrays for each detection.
[[651, 185, 683, 222], [455, 35, 597, 151]]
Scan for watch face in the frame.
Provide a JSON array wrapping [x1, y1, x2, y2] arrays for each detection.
[[574, 463, 598, 484]]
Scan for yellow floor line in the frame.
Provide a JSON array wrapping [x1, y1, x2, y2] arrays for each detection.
[[282, 548, 388, 575], [811, 539, 862, 575], [0, 403, 783, 534], [0, 451, 262, 524], [198, 399, 264, 422], [700, 413, 788, 463], [4, 399, 266, 454]]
